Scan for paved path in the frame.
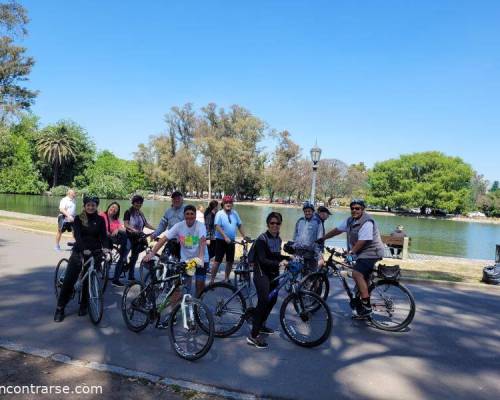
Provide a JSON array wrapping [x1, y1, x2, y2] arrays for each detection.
[[0, 227, 499, 400]]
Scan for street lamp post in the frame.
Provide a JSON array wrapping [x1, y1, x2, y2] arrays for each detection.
[[310, 143, 322, 205]]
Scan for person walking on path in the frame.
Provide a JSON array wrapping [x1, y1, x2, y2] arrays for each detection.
[[55, 189, 77, 251], [322, 199, 385, 317], [209, 195, 249, 284]]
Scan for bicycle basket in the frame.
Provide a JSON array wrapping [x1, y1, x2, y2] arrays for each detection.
[[377, 264, 401, 280], [287, 260, 303, 274]]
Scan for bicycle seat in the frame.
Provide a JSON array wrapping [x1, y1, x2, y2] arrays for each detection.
[[67, 242, 75, 247]]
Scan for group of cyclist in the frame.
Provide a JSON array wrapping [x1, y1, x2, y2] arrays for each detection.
[[53, 190, 385, 350]]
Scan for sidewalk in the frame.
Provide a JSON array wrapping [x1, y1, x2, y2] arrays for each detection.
[[0, 348, 222, 400]]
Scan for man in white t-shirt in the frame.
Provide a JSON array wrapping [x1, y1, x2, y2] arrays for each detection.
[[144, 204, 209, 297], [55, 189, 77, 251]]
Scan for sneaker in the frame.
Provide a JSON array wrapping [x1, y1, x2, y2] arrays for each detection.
[[357, 303, 373, 318], [112, 280, 125, 288], [54, 245, 61, 252], [54, 308, 65, 322], [246, 335, 268, 349], [260, 326, 275, 335]]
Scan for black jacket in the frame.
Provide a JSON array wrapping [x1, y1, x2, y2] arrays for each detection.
[[73, 212, 110, 252]]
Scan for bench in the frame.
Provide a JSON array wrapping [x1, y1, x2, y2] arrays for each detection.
[[381, 235, 411, 260]]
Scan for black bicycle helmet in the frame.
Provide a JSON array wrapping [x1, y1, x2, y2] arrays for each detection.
[[83, 194, 100, 206], [131, 194, 144, 204]]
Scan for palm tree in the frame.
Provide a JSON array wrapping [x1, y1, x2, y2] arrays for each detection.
[[37, 124, 78, 187]]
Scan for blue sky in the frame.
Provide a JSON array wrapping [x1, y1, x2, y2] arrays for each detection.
[[20, 0, 500, 183]]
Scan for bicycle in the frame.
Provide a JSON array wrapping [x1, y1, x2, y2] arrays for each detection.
[[301, 247, 416, 331], [59, 241, 111, 293], [138, 238, 179, 284], [54, 245, 105, 325], [199, 245, 332, 348], [121, 259, 215, 361], [231, 238, 254, 288]]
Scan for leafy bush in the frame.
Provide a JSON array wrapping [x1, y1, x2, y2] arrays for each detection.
[[50, 185, 70, 197], [87, 175, 128, 199]]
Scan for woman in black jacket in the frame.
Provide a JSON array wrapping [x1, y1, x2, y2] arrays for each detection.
[[54, 195, 110, 322], [247, 212, 288, 349]]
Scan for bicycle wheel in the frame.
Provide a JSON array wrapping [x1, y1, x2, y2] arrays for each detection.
[[280, 291, 332, 348], [121, 283, 152, 332], [198, 282, 247, 337], [98, 259, 110, 293], [369, 280, 415, 332], [300, 271, 330, 302], [54, 258, 69, 298], [169, 297, 214, 361], [88, 270, 104, 325], [139, 260, 154, 284]]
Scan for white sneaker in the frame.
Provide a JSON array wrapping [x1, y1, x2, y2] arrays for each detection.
[[54, 245, 61, 252]]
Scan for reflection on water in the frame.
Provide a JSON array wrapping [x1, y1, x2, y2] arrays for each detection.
[[1, 194, 499, 260]]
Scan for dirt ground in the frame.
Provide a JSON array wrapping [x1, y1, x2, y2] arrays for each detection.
[[0, 348, 225, 400]]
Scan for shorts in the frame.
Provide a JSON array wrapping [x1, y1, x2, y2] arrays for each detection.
[[353, 258, 378, 281], [57, 214, 73, 233], [214, 239, 235, 263]]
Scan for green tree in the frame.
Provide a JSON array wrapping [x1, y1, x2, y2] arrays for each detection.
[[367, 152, 474, 214], [84, 150, 146, 198], [0, 1, 37, 121], [491, 181, 499, 192], [37, 123, 79, 187], [0, 126, 46, 193], [38, 120, 95, 188]]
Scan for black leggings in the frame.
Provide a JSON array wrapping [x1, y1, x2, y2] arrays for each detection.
[[251, 266, 279, 338], [57, 252, 90, 310]]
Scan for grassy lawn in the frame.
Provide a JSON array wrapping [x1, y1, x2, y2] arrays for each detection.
[[375, 258, 485, 284], [0, 216, 56, 234]]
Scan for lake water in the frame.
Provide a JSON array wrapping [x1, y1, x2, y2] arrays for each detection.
[[1, 194, 499, 260]]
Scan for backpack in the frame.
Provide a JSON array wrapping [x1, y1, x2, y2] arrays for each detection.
[[482, 264, 500, 285]]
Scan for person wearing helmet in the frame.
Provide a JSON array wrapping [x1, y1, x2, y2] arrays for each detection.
[[151, 191, 186, 259], [54, 194, 111, 322], [123, 194, 155, 281], [292, 201, 324, 272], [209, 195, 249, 284], [322, 199, 385, 317]]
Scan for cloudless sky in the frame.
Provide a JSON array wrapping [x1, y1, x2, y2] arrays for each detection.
[[20, 0, 500, 182]]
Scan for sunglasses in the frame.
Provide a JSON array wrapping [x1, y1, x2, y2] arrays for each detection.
[[269, 221, 281, 226], [350, 207, 362, 211]]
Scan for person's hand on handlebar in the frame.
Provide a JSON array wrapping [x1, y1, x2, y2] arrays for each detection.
[[279, 260, 288, 268], [143, 252, 155, 263]]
